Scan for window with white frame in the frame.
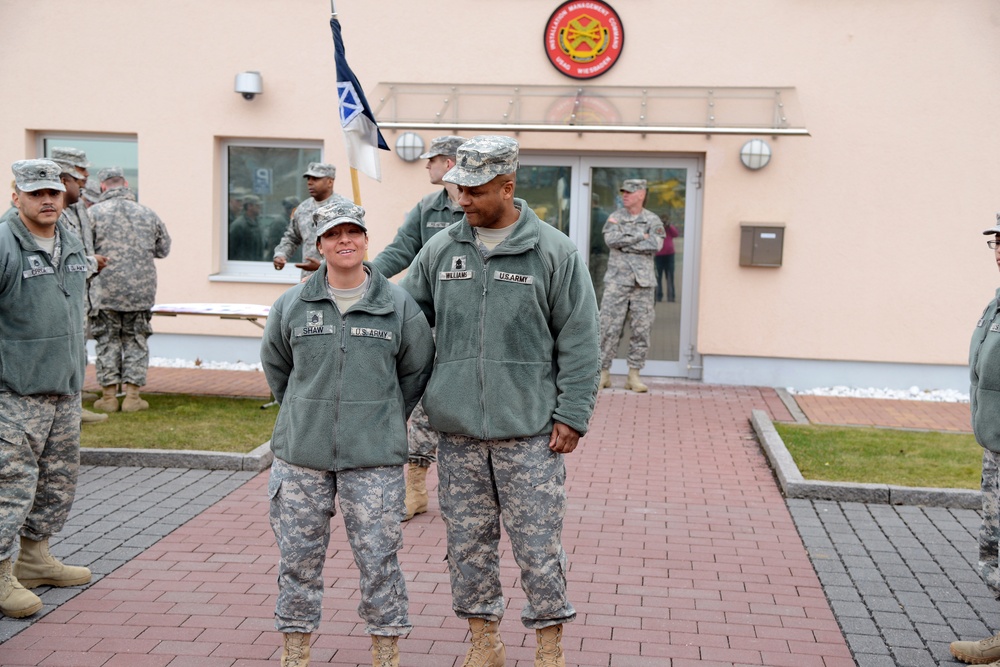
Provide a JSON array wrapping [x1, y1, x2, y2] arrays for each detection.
[[221, 140, 322, 281], [41, 134, 139, 196]]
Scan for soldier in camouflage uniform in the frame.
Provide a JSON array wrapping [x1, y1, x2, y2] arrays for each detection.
[[228, 193, 265, 261], [272, 162, 350, 280], [0, 160, 93, 620], [597, 179, 666, 394], [53, 156, 108, 425], [261, 201, 434, 667], [400, 136, 600, 667], [88, 167, 171, 414], [372, 135, 465, 522], [951, 216, 1000, 665]]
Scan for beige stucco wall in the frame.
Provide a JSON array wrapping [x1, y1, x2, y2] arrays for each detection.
[[2, 0, 998, 376]]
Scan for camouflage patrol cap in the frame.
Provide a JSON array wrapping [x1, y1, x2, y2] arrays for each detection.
[[314, 200, 366, 240], [98, 166, 125, 182], [53, 158, 85, 180], [419, 135, 466, 160], [303, 162, 336, 179], [12, 159, 66, 193], [50, 147, 91, 169], [620, 179, 648, 193], [442, 135, 519, 187], [242, 194, 262, 206], [282, 196, 300, 210], [82, 178, 102, 203]]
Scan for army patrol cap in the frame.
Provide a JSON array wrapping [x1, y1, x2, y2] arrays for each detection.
[[12, 159, 66, 193], [419, 135, 466, 160], [314, 200, 366, 240], [442, 135, 519, 187], [50, 147, 91, 169], [983, 213, 1000, 236], [53, 158, 85, 181], [303, 162, 336, 179], [98, 166, 125, 182], [82, 178, 102, 203], [620, 179, 648, 193], [242, 194, 262, 206]]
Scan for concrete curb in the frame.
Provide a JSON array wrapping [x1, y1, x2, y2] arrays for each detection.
[[751, 409, 981, 509], [80, 440, 273, 472]]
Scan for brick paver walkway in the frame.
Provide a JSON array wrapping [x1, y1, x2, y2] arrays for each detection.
[[0, 380, 857, 666], [794, 395, 971, 433]]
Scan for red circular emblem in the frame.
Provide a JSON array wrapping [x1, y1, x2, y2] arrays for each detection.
[[544, 1, 625, 80]]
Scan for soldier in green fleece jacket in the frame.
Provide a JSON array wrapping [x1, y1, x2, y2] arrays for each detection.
[[260, 200, 434, 667], [400, 135, 600, 667], [951, 215, 1000, 666], [0, 160, 93, 621]]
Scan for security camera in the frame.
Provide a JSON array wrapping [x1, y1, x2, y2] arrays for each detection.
[[235, 71, 263, 101]]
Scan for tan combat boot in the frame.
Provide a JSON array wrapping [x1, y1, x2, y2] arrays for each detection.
[[623, 368, 648, 393], [598, 369, 611, 390], [371, 634, 399, 667], [93, 385, 120, 412], [461, 618, 505, 667], [281, 632, 311, 667], [951, 633, 1000, 664], [0, 559, 42, 618], [535, 624, 565, 667], [121, 383, 149, 412], [81, 406, 108, 424], [403, 464, 429, 521], [13, 537, 92, 588]]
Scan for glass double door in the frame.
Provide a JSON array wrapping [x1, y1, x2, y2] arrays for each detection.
[[518, 155, 701, 378]]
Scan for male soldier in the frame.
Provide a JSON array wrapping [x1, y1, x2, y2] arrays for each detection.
[[272, 162, 349, 279], [372, 134, 465, 521], [228, 193, 265, 261], [401, 136, 600, 667], [596, 179, 666, 393], [53, 158, 108, 425], [81, 178, 101, 208], [0, 159, 93, 619], [89, 167, 171, 413]]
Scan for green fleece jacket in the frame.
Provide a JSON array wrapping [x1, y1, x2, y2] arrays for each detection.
[[0, 215, 87, 395], [261, 262, 434, 472], [970, 288, 1000, 452], [400, 199, 600, 440]]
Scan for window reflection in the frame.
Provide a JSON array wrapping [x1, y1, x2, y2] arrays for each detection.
[[226, 145, 321, 263], [516, 166, 572, 235]]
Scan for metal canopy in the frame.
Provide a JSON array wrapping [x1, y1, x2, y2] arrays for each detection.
[[371, 83, 809, 137]]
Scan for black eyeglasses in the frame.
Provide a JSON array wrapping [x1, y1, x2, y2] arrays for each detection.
[[989, 241, 1000, 249]]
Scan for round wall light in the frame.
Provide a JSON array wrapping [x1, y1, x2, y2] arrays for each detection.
[[395, 132, 425, 163], [740, 139, 772, 170]]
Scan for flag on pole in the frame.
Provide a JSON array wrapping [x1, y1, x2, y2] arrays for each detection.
[[330, 16, 389, 182]]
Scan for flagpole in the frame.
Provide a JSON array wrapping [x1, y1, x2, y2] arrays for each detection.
[[330, 0, 364, 206]]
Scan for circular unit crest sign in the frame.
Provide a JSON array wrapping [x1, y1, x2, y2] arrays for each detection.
[[544, 1, 624, 80]]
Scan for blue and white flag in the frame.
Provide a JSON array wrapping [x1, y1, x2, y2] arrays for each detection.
[[330, 16, 389, 181]]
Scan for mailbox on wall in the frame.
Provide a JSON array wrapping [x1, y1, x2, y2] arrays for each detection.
[[739, 224, 785, 267]]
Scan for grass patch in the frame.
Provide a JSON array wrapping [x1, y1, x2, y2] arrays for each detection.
[[773, 423, 982, 490], [82, 394, 276, 454]]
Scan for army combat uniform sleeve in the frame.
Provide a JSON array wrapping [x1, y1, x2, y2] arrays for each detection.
[[371, 202, 425, 279]]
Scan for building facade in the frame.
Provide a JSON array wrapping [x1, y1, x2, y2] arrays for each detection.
[[2, 0, 997, 390]]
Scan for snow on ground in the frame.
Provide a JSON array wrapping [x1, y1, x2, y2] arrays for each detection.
[[114, 357, 974, 403], [89, 356, 265, 373], [787, 386, 969, 403]]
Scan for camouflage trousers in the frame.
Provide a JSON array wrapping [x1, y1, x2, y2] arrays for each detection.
[[268, 458, 411, 635], [599, 282, 655, 370], [91, 309, 153, 387], [980, 449, 1000, 597], [437, 433, 575, 629], [0, 392, 81, 561], [407, 399, 439, 467]]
